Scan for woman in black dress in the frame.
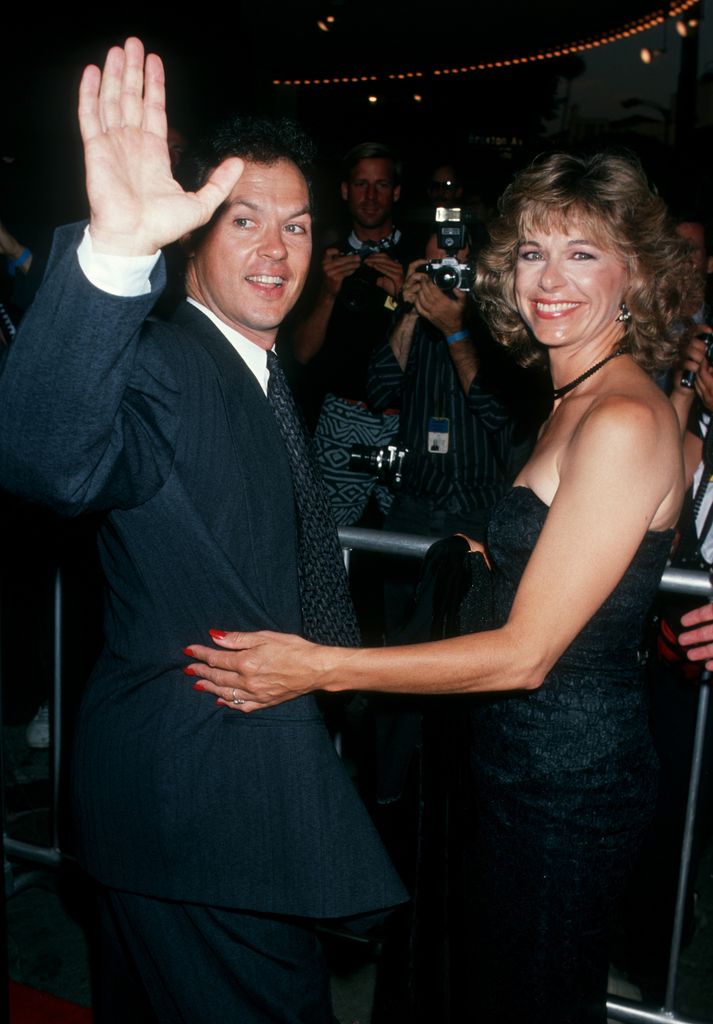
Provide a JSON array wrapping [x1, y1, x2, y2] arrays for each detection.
[[185, 152, 700, 1022]]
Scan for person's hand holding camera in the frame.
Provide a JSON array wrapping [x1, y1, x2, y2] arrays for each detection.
[[400, 258, 467, 334], [400, 258, 427, 309], [670, 325, 713, 434], [694, 326, 713, 413], [673, 328, 709, 397], [362, 251, 404, 297], [413, 273, 468, 337], [319, 246, 362, 299]]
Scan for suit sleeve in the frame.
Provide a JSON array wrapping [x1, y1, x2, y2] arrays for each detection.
[[0, 224, 181, 515]]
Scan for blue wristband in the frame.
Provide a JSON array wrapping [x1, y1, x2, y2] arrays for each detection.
[[7, 247, 31, 275], [446, 329, 469, 345]]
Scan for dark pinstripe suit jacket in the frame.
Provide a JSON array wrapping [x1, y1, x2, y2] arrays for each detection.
[[0, 224, 405, 917]]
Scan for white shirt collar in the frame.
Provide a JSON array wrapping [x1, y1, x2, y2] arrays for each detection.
[[187, 298, 271, 395]]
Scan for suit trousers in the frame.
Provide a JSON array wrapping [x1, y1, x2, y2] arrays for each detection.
[[95, 886, 334, 1024]]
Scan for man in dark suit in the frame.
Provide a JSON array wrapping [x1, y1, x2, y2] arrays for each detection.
[[0, 38, 404, 1023]]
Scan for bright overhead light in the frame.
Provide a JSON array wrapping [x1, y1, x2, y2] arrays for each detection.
[[640, 46, 664, 63], [676, 17, 699, 36]]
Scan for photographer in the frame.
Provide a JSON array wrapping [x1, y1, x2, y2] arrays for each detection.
[[289, 143, 411, 526], [368, 231, 516, 633], [623, 218, 713, 997]]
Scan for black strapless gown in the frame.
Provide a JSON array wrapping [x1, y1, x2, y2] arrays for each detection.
[[469, 486, 673, 1023]]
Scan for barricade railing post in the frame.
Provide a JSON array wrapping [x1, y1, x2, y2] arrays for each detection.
[[664, 674, 711, 1015], [605, 996, 710, 1022], [51, 568, 63, 855], [0, 586, 10, 1024]]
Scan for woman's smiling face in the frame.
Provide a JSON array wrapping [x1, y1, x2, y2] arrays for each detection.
[[514, 221, 629, 355]]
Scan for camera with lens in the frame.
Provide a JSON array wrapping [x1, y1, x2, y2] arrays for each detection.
[[348, 444, 409, 489], [423, 207, 475, 293], [680, 331, 713, 389], [339, 251, 385, 314]]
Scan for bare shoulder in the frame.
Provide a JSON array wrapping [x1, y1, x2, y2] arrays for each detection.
[[562, 378, 683, 530], [576, 381, 677, 452]]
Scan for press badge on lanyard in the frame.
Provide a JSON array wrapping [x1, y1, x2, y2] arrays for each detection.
[[428, 416, 450, 453]]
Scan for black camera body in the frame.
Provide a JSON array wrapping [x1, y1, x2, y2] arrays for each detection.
[[348, 443, 409, 488], [338, 253, 383, 314], [424, 206, 475, 293], [680, 331, 713, 389]]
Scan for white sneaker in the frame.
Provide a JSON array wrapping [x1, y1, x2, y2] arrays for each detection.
[[25, 702, 50, 749]]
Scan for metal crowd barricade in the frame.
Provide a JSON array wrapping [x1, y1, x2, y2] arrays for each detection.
[[0, 533, 711, 1024]]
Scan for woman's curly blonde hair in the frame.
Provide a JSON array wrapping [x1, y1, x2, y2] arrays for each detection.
[[476, 151, 701, 373]]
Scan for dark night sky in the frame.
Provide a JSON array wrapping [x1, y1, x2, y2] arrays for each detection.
[[3, 2, 710, 229]]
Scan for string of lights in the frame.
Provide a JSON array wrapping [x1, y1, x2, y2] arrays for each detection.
[[271, 0, 700, 87]]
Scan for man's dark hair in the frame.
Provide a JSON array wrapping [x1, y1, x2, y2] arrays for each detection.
[[342, 142, 401, 186], [672, 213, 712, 257], [180, 114, 316, 200]]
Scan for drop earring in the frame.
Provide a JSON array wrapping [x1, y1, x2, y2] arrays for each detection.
[[616, 302, 631, 323]]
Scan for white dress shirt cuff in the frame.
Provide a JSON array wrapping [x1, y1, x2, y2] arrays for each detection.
[[77, 226, 161, 297]]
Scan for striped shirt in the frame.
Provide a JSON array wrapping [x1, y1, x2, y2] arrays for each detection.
[[367, 316, 514, 512]]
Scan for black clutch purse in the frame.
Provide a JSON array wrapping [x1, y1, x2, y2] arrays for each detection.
[[457, 548, 494, 636]]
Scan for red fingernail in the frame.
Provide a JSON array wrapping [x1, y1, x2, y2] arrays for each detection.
[[182, 646, 195, 657], [192, 682, 206, 691], [184, 666, 196, 676], [209, 629, 227, 640], [215, 699, 225, 706]]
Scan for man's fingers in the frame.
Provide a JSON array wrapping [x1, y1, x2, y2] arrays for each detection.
[[97, 45, 126, 132], [680, 623, 713, 648], [684, 642, 713, 662], [679, 624, 710, 646], [119, 37, 146, 128], [141, 52, 167, 137], [194, 158, 244, 222], [680, 604, 713, 629], [78, 65, 102, 142]]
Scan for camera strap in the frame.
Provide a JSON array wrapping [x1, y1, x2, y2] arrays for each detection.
[[344, 228, 401, 255]]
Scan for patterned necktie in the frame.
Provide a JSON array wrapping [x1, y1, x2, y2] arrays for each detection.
[[266, 350, 360, 647]]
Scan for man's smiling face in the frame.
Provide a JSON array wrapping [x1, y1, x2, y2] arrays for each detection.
[[185, 159, 312, 350]]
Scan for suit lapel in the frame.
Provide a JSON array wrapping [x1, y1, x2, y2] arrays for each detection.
[[169, 303, 298, 622], [170, 301, 287, 457]]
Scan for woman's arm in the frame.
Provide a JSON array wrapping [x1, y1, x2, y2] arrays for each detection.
[[185, 395, 681, 709]]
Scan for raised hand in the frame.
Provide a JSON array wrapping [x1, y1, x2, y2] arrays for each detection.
[[78, 38, 243, 256]]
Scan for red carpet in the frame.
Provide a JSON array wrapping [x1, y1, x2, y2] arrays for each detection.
[[9, 982, 92, 1023]]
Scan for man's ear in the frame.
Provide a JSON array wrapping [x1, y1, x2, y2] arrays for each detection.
[[393, 184, 401, 203], [340, 181, 348, 203]]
